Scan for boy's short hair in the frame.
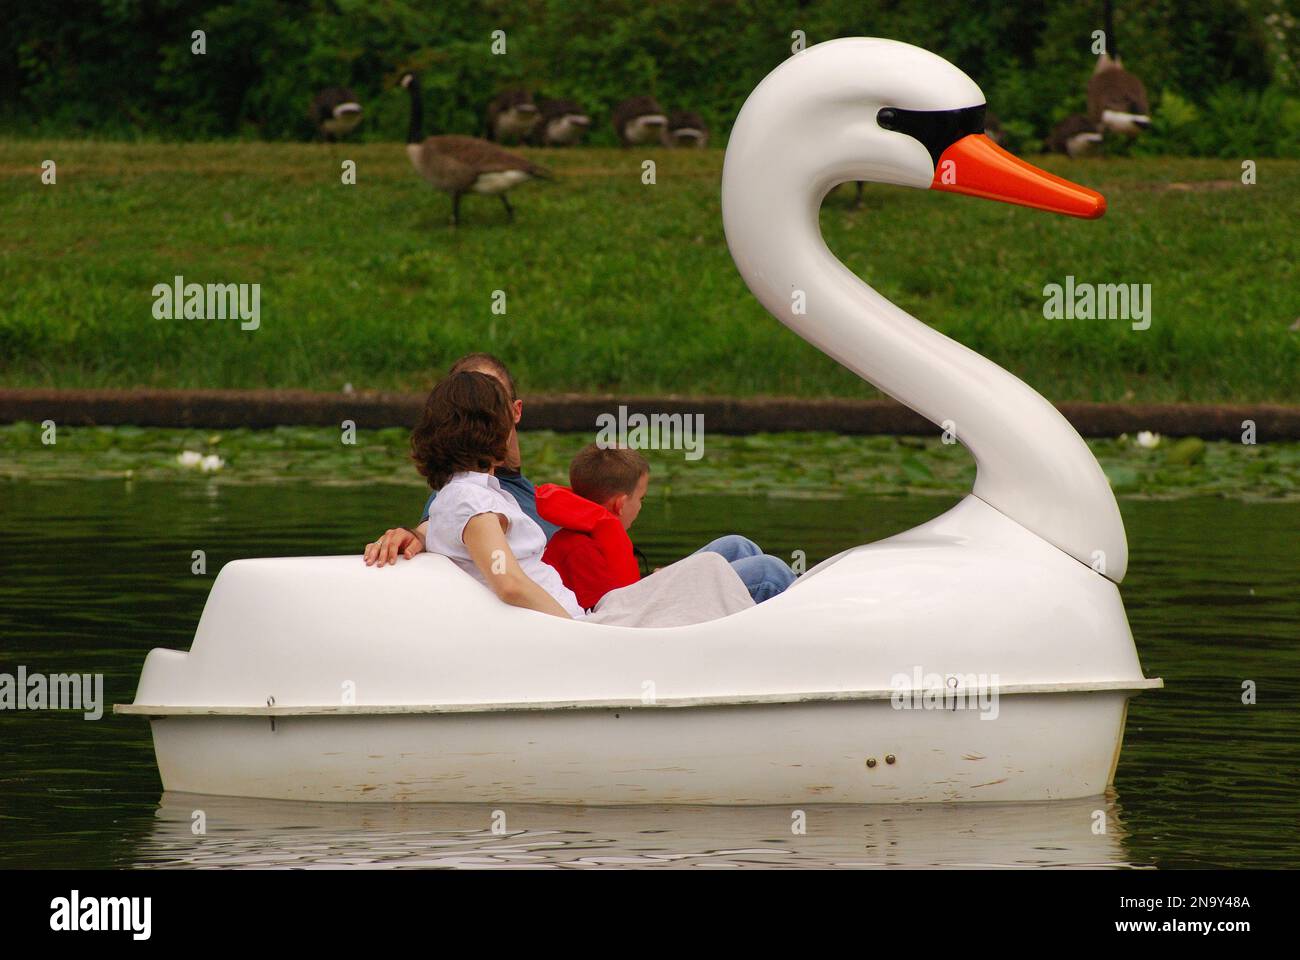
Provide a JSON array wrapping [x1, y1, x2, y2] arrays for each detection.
[[570, 444, 649, 504]]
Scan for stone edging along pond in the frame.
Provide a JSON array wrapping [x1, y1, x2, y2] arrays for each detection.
[[1, 389, 1298, 441]]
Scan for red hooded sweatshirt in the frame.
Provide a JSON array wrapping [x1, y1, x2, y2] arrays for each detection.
[[536, 484, 641, 610]]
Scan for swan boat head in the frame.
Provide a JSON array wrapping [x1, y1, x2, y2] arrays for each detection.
[[722, 38, 1128, 582]]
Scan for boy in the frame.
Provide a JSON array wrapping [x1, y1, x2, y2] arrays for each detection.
[[536, 446, 647, 610], [537, 444, 795, 610]]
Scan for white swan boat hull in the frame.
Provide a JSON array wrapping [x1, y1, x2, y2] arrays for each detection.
[[140, 692, 1138, 805], [118, 497, 1160, 804]]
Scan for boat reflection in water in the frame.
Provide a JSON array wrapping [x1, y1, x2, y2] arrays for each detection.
[[134, 791, 1142, 869]]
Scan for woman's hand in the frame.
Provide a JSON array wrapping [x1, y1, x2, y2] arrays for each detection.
[[364, 523, 427, 567], [463, 513, 571, 618]]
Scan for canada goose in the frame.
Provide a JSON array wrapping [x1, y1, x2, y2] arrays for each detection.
[[1088, 1, 1151, 136], [661, 110, 709, 148], [310, 87, 364, 141], [612, 96, 667, 147], [1047, 114, 1104, 157], [532, 98, 591, 146], [486, 89, 540, 144], [401, 73, 549, 226]]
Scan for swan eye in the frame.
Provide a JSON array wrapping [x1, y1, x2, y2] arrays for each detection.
[[876, 103, 987, 165]]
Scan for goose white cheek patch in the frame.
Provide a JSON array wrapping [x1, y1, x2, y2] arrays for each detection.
[[1101, 110, 1151, 134], [626, 115, 667, 142]]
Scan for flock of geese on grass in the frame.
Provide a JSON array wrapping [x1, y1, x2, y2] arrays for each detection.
[[403, 77, 709, 225], [310, 3, 1150, 226], [313, 78, 707, 226], [485, 90, 709, 149]]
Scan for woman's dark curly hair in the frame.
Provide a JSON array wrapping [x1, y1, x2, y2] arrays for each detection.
[[410, 371, 513, 490]]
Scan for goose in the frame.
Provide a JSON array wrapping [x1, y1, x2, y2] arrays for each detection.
[[612, 96, 667, 146], [1047, 113, 1105, 156], [1088, 0, 1151, 136], [309, 87, 364, 141], [485, 89, 540, 143], [660, 110, 710, 148], [401, 73, 549, 226], [122, 40, 1158, 806], [532, 98, 591, 146]]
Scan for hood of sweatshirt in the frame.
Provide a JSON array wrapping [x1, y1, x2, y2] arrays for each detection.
[[536, 483, 620, 533]]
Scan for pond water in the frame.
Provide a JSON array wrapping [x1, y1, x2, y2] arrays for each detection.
[[0, 480, 1296, 869]]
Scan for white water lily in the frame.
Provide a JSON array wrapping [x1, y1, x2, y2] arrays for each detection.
[[177, 450, 203, 467], [199, 454, 225, 473], [1135, 431, 1161, 449]]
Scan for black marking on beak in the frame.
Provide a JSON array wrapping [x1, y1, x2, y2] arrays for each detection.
[[877, 104, 987, 165]]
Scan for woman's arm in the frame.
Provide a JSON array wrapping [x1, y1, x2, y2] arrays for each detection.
[[364, 521, 428, 567], [463, 513, 571, 619]]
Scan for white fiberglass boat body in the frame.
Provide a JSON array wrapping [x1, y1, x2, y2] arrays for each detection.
[[120, 497, 1158, 804]]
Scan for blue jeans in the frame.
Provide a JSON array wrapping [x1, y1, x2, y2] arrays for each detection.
[[694, 535, 795, 603]]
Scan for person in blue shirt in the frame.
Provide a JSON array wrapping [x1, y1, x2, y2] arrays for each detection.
[[364, 353, 557, 567]]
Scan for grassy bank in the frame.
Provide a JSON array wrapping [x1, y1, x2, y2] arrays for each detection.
[[3, 423, 1297, 501], [1, 142, 1296, 403]]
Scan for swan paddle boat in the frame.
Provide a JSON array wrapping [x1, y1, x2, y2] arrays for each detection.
[[118, 38, 1161, 805]]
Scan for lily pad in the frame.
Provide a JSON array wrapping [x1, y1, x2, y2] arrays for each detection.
[[1165, 436, 1207, 465]]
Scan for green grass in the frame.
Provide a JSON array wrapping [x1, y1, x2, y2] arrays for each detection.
[[3, 423, 1297, 502], [1, 141, 1296, 402]]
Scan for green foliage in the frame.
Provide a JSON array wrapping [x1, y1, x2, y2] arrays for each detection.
[[1134, 85, 1300, 156], [1, 0, 1298, 154]]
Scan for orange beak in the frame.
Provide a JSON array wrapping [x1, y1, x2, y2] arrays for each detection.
[[930, 134, 1106, 219]]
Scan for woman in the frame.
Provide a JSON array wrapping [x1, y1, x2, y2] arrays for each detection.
[[383, 371, 754, 627], [410, 370, 582, 619], [364, 352, 555, 569]]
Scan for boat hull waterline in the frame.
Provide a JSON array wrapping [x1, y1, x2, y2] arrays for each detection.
[[131, 691, 1142, 805]]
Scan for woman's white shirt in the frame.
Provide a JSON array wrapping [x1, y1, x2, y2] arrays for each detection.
[[425, 471, 585, 619]]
